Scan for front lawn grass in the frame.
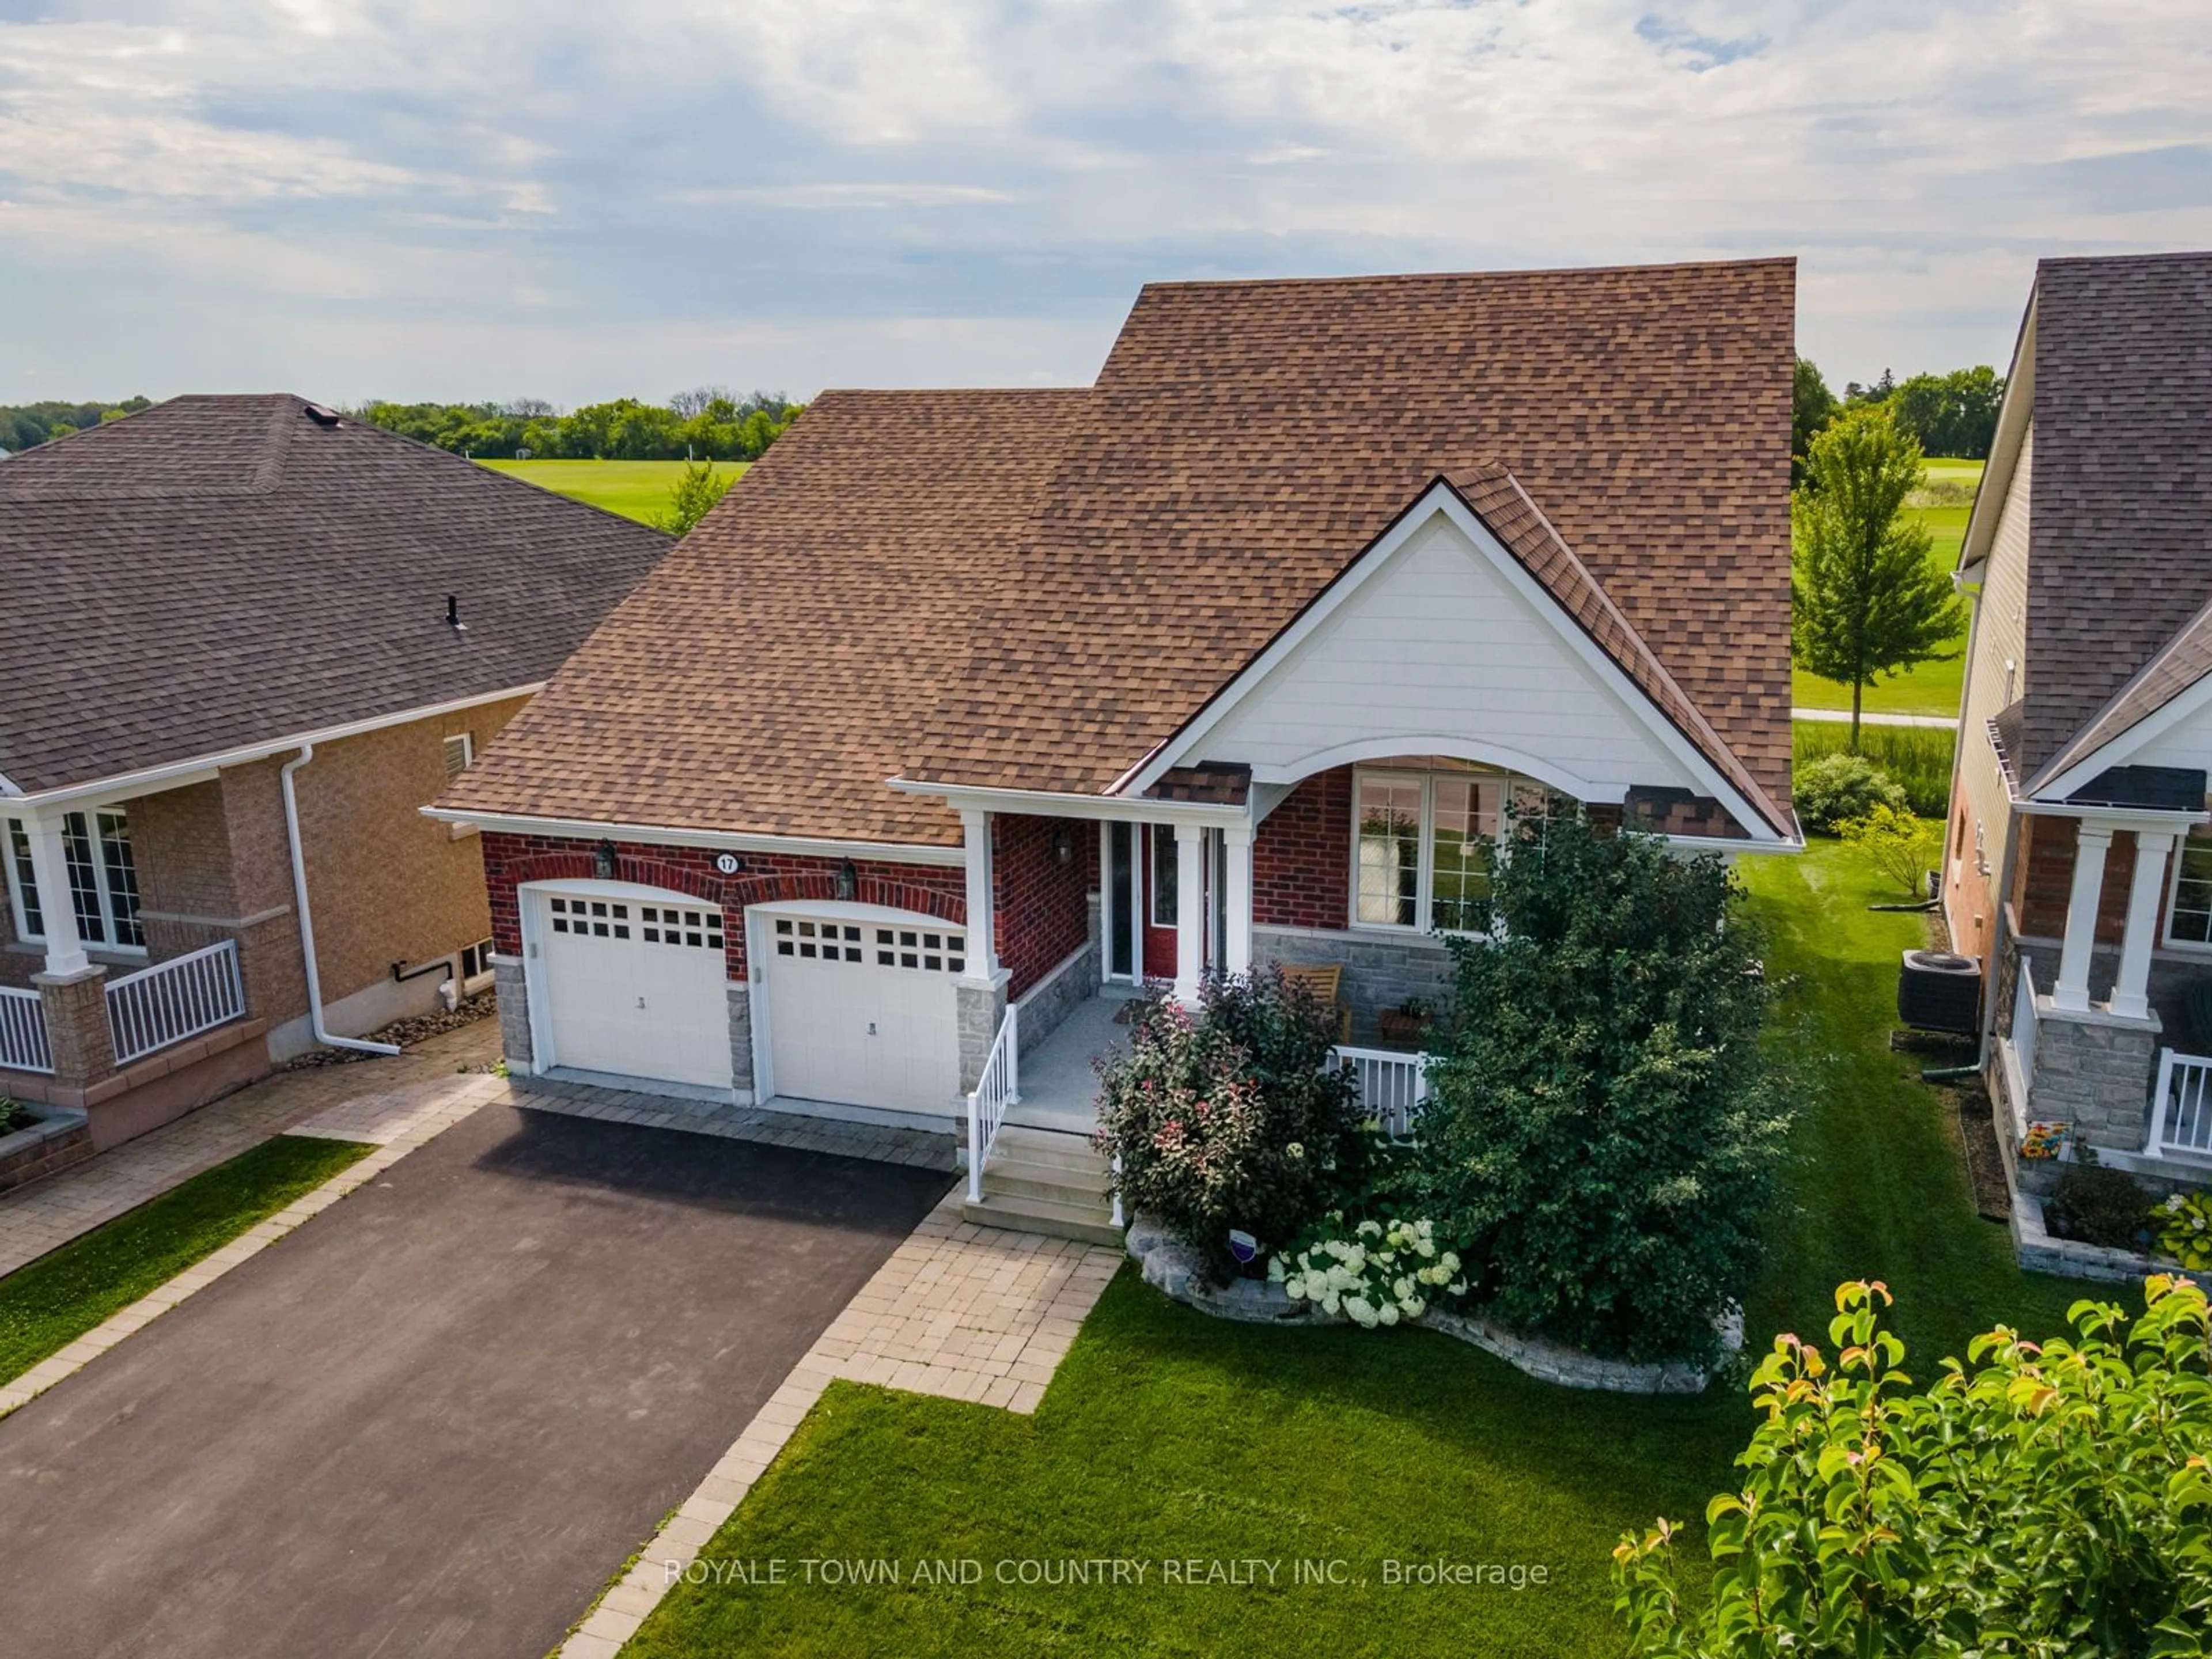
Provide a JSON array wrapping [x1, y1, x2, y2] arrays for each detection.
[[0, 1132, 372, 1385], [619, 840, 2081, 1657], [478, 459, 746, 525]]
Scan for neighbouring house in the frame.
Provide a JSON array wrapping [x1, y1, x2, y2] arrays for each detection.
[[1946, 251, 2212, 1193], [0, 395, 668, 1168], [433, 260, 1801, 1236]]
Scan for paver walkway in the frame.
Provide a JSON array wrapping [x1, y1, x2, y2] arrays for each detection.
[[0, 1020, 497, 1278], [516, 1073, 960, 1171], [565, 1191, 1123, 1656]]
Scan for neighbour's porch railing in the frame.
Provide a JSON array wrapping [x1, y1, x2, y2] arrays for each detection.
[[965, 1002, 1020, 1203], [0, 985, 52, 1075], [1335, 1044, 1430, 1141], [2148, 1048, 2212, 1161], [105, 940, 246, 1067]]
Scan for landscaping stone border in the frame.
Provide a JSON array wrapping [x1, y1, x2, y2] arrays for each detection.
[[1126, 1214, 1740, 1395], [0, 1102, 94, 1195]]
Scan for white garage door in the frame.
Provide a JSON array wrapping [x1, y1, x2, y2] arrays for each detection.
[[537, 891, 732, 1090], [764, 913, 962, 1114]]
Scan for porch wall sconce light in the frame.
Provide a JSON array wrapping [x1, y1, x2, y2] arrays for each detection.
[[835, 858, 859, 902], [1052, 825, 1075, 868], [593, 839, 619, 881]]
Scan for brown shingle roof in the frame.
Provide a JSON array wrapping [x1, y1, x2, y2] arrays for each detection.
[[903, 261, 1796, 816], [0, 395, 670, 795], [446, 262, 1796, 845], [2014, 252, 2212, 789], [446, 391, 1093, 847]]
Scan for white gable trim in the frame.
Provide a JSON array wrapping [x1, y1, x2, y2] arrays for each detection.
[[1244, 734, 1611, 800], [2033, 666, 2212, 802], [1957, 294, 2037, 583], [1123, 482, 1789, 843]]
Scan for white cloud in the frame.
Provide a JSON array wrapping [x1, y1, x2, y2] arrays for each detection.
[[2, 0, 2209, 399]]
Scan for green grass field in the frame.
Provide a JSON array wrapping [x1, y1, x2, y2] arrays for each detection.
[[617, 839, 2078, 1658], [0, 1133, 373, 1386], [478, 459, 747, 526], [1793, 459, 1983, 720]]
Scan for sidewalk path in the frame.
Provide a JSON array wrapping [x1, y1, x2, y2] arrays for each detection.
[[0, 1021, 497, 1279], [1793, 707, 1956, 730]]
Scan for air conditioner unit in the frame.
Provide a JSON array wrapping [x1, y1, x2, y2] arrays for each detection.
[[1897, 949, 1982, 1035]]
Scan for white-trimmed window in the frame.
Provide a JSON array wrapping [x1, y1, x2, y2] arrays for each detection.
[[1352, 760, 1550, 934], [2168, 827, 2212, 948], [3, 810, 145, 952]]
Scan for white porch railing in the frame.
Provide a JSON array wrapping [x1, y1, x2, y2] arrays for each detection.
[[105, 941, 246, 1067], [965, 1002, 1019, 1203], [0, 986, 52, 1075], [2148, 1048, 2212, 1161], [2012, 957, 2039, 1093], [1335, 1044, 1430, 1140]]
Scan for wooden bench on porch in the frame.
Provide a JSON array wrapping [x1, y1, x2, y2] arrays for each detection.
[[1278, 963, 1352, 1042]]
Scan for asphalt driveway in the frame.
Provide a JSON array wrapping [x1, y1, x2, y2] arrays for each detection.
[[0, 1101, 950, 1659]]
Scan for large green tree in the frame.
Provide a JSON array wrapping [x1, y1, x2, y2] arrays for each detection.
[[1791, 406, 1965, 748], [1791, 358, 1839, 486]]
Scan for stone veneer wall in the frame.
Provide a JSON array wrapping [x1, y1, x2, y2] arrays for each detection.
[[1014, 943, 1098, 1057], [1252, 925, 1453, 1043]]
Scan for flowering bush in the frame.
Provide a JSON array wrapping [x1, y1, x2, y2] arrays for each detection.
[[2156, 1189, 2212, 1270], [1096, 968, 1368, 1282], [1270, 1211, 1468, 1327]]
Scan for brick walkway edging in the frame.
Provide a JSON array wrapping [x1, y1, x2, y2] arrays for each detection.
[[0, 1076, 502, 1419], [559, 1199, 1122, 1658]]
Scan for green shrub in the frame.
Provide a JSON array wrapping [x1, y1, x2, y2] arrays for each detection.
[[0, 1096, 31, 1136], [1792, 752, 1908, 832], [2046, 1158, 2155, 1251], [2154, 1190, 2212, 1270], [1096, 969, 1367, 1281], [1615, 1277, 2212, 1656], [1411, 810, 1786, 1365], [1837, 801, 1937, 897], [1792, 720, 1956, 817]]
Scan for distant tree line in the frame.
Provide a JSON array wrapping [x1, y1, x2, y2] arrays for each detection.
[[0, 397, 152, 452], [350, 388, 804, 461], [1793, 359, 2004, 480]]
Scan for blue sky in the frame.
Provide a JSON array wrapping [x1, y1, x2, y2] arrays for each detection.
[[3, 0, 2207, 405]]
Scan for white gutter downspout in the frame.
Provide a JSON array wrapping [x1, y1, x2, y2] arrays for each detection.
[[280, 745, 401, 1057]]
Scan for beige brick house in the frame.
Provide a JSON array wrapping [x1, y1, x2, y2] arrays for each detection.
[[0, 396, 666, 1163]]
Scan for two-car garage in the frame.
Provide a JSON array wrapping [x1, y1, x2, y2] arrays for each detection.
[[522, 883, 964, 1119]]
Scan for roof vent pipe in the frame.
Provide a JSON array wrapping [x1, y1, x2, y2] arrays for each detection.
[[281, 744, 401, 1058], [446, 594, 467, 632]]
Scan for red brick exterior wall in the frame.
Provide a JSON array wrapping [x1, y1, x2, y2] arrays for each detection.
[[2011, 815, 2176, 944], [992, 814, 1090, 998], [1253, 767, 1352, 930], [481, 833, 965, 980]]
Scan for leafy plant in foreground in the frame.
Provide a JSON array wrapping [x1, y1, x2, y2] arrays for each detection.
[[1614, 1277, 2212, 1656]]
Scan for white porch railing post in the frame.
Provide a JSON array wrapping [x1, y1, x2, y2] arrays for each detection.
[[1005, 1002, 1019, 1104], [1223, 822, 1253, 978], [21, 811, 90, 978], [1172, 823, 1205, 1009], [2148, 1048, 2177, 1157], [967, 1087, 984, 1203], [1109, 1154, 1124, 1229]]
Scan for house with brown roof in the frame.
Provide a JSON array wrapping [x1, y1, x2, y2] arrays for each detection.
[[433, 260, 1801, 1238], [1949, 251, 2212, 1194], [0, 396, 668, 1173]]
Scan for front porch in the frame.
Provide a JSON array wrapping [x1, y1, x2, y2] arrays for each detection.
[[1993, 806, 2212, 1187]]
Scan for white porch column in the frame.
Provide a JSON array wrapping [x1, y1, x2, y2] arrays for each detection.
[[1223, 822, 1253, 978], [2110, 828, 2179, 1021], [21, 810, 90, 978], [2052, 823, 2113, 1014], [960, 808, 998, 982], [1172, 823, 1205, 1009]]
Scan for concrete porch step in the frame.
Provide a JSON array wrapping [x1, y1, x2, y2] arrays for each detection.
[[984, 1155, 1113, 1205], [991, 1124, 1106, 1173], [961, 1191, 1123, 1249]]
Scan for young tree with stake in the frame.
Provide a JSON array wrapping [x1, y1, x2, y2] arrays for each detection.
[[1791, 406, 1965, 749]]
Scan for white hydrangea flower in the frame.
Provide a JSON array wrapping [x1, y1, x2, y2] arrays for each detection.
[[1346, 1296, 1379, 1328], [1321, 1291, 1341, 1315], [1392, 1275, 1414, 1302], [1415, 1236, 1437, 1258], [1403, 1296, 1427, 1320], [1377, 1303, 1400, 1327], [1268, 1256, 1286, 1283], [1439, 1251, 1461, 1274]]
